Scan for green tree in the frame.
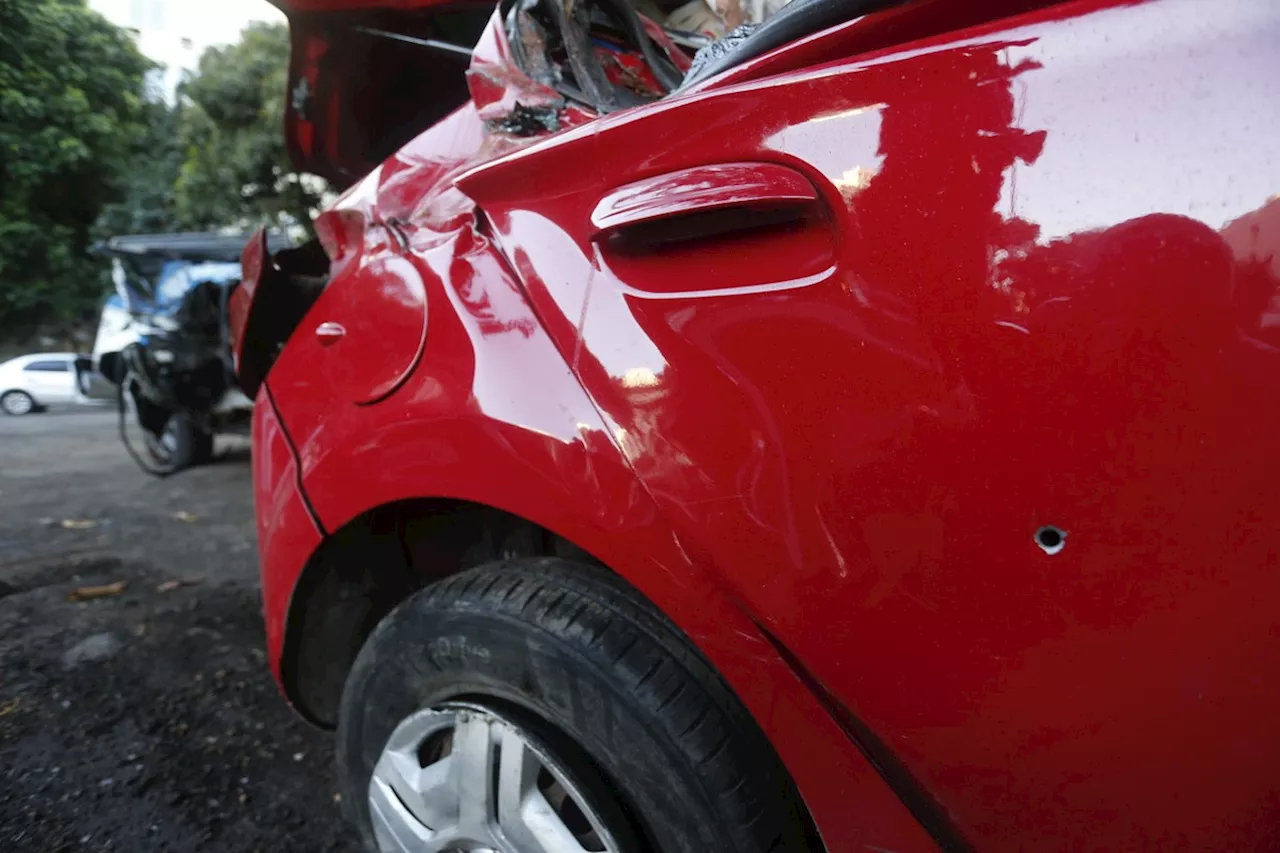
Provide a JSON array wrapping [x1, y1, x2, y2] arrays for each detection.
[[95, 97, 185, 236], [176, 22, 322, 234], [0, 0, 154, 340]]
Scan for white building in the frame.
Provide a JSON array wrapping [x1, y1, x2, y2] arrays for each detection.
[[89, 0, 285, 100]]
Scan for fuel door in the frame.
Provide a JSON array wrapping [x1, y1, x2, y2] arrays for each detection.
[[312, 208, 428, 406], [264, 199, 429, 460]]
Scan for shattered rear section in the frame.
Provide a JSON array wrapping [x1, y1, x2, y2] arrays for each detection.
[[466, 7, 591, 140], [502, 0, 690, 112]]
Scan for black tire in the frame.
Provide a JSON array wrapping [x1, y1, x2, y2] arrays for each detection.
[[0, 390, 37, 416], [118, 378, 214, 476], [151, 413, 213, 473], [338, 558, 819, 853]]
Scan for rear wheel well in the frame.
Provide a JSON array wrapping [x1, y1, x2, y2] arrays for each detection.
[[282, 499, 599, 727]]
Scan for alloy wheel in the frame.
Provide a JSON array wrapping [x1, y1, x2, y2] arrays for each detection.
[[1, 391, 34, 416]]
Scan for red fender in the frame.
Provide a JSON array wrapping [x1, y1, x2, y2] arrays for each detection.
[[257, 196, 937, 853]]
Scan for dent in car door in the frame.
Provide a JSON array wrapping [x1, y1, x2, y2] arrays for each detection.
[[462, 0, 1280, 849]]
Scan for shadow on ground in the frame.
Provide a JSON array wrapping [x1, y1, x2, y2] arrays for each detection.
[[0, 411, 354, 852]]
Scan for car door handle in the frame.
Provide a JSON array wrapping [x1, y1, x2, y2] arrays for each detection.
[[590, 162, 820, 242], [315, 321, 346, 346]]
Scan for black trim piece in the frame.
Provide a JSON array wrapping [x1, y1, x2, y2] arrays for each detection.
[[263, 381, 328, 537], [754, 621, 974, 853], [679, 0, 906, 90]]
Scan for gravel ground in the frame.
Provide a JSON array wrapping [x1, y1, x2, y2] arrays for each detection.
[[0, 409, 357, 852]]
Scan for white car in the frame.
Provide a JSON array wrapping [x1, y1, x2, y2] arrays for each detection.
[[0, 353, 100, 416]]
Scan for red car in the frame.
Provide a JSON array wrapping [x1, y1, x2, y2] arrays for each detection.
[[230, 0, 1280, 849]]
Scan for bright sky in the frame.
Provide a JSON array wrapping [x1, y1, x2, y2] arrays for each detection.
[[89, 0, 285, 94]]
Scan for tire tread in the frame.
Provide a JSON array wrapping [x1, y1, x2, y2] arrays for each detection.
[[342, 558, 818, 853]]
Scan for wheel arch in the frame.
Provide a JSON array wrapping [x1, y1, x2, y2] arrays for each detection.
[[280, 496, 605, 727], [268, 392, 937, 851], [275, 478, 934, 853]]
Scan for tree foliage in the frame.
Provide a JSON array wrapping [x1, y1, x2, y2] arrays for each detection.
[[1, 9, 320, 343], [175, 23, 322, 234], [95, 97, 185, 237], [0, 0, 154, 339]]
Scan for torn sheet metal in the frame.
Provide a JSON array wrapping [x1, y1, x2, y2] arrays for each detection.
[[504, 0, 690, 113], [468, 6, 587, 138], [488, 101, 564, 135], [683, 22, 759, 81], [484, 0, 793, 130]]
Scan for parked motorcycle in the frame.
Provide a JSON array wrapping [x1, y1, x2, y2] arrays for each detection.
[[91, 232, 288, 475]]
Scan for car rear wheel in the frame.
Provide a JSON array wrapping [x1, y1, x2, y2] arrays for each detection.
[[1, 390, 36, 416], [338, 558, 818, 853]]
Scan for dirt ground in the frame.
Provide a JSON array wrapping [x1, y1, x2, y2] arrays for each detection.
[[0, 409, 357, 852]]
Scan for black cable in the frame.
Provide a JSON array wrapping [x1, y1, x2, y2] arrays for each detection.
[[117, 372, 176, 479]]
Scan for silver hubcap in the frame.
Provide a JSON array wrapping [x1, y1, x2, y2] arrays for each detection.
[[370, 704, 622, 853], [3, 393, 32, 415]]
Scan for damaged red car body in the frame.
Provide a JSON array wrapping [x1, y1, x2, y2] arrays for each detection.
[[231, 0, 1280, 849]]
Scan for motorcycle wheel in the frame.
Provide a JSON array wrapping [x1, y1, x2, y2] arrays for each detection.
[[118, 377, 214, 476]]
